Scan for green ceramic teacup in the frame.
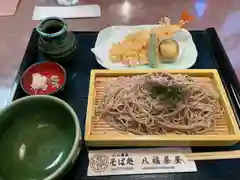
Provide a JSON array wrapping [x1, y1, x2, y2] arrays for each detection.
[[0, 95, 81, 180]]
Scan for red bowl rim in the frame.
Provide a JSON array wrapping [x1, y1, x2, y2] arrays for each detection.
[[20, 62, 67, 95]]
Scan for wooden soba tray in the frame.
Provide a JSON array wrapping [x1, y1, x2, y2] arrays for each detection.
[[85, 69, 240, 147]]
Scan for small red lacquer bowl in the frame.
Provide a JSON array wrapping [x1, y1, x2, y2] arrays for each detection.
[[20, 62, 66, 95]]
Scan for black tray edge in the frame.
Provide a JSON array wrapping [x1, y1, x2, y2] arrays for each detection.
[[8, 29, 38, 103], [206, 28, 240, 124]]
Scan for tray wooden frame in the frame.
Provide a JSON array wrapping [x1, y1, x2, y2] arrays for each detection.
[[85, 69, 240, 147]]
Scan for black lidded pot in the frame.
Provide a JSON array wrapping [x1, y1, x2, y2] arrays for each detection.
[[36, 17, 77, 64]]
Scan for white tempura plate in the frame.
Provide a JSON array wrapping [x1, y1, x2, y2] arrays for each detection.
[[92, 25, 198, 69]]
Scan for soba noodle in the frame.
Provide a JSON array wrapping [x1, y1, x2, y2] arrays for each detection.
[[98, 73, 224, 135]]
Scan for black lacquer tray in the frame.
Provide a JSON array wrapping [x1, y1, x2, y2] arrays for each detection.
[[9, 28, 240, 180]]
